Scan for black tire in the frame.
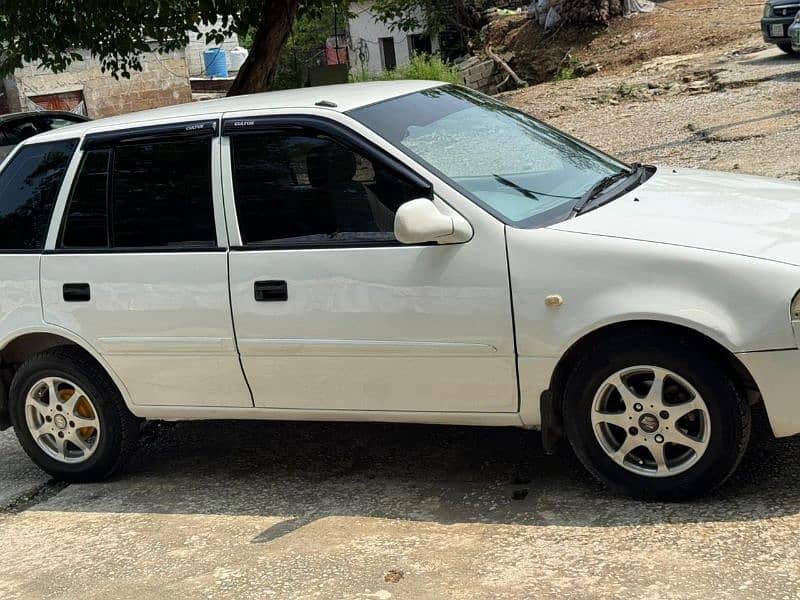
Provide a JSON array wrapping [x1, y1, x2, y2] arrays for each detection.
[[9, 346, 139, 482], [563, 336, 750, 500], [778, 42, 797, 55]]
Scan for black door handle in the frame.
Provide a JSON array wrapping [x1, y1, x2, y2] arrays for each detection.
[[63, 283, 90, 302], [254, 280, 287, 302]]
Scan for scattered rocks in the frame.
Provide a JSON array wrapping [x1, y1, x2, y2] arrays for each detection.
[[384, 569, 404, 583]]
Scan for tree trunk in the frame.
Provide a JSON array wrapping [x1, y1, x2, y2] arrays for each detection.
[[227, 0, 301, 96]]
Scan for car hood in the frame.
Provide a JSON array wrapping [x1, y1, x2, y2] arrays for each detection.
[[549, 168, 800, 266]]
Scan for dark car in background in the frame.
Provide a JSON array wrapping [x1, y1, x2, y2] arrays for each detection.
[[0, 111, 89, 161], [762, 0, 800, 53]]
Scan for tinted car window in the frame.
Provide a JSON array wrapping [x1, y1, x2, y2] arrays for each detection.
[[38, 116, 86, 132], [111, 138, 216, 248], [60, 150, 109, 248], [0, 139, 77, 250], [60, 137, 216, 250], [230, 131, 426, 246], [0, 119, 40, 146]]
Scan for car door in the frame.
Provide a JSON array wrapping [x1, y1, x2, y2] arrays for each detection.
[[41, 119, 252, 409], [222, 114, 517, 413]]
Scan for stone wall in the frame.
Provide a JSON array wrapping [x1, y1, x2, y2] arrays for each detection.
[[3, 48, 191, 118], [458, 56, 504, 94]]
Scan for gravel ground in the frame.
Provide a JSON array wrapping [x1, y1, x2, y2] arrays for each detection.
[[3, 35, 800, 600], [507, 40, 800, 179]]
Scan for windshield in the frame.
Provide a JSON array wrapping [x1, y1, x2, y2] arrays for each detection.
[[349, 85, 631, 227]]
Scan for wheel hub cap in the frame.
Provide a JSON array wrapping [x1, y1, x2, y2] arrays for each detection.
[[590, 365, 711, 478], [638, 413, 659, 433], [24, 377, 101, 464]]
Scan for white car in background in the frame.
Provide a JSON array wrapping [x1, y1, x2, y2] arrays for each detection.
[[1, 81, 799, 500]]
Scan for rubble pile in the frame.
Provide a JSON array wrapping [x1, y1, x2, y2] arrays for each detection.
[[559, 0, 624, 24]]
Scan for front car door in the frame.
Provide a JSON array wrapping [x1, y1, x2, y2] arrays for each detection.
[[222, 112, 518, 414], [41, 119, 251, 409]]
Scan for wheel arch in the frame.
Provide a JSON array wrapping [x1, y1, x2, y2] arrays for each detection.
[[542, 319, 763, 451], [0, 328, 133, 429]]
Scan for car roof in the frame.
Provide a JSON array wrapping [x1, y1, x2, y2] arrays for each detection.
[[28, 80, 445, 144]]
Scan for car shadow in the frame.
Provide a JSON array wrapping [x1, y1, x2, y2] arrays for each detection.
[[737, 52, 800, 67], [29, 419, 800, 540]]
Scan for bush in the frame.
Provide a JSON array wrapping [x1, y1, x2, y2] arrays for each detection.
[[350, 53, 462, 84]]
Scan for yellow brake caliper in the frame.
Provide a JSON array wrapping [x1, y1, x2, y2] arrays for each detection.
[[60, 388, 96, 440]]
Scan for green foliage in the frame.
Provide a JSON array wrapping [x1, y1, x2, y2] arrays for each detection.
[[555, 56, 581, 81], [370, 0, 483, 36], [0, 0, 345, 80], [349, 53, 462, 84], [249, 5, 346, 90]]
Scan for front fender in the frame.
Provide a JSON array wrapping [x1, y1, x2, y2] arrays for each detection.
[[508, 227, 800, 428], [508, 227, 799, 358]]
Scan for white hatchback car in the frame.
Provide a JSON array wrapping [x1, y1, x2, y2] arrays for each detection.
[[1, 81, 798, 500]]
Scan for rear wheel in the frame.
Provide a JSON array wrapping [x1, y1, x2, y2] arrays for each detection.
[[778, 42, 797, 54], [9, 347, 139, 482], [563, 338, 750, 500]]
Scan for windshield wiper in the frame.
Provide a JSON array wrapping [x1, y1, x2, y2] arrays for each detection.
[[491, 174, 581, 201], [572, 163, 645, 216], [492, 174, 540, 201]]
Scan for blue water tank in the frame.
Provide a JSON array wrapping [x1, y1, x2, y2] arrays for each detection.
[[203, 48, 229, 78]]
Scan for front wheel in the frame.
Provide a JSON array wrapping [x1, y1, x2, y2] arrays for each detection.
[[778, 42, 797, 55], [9, 347, 139, 482], [563, 339, 750, 500]]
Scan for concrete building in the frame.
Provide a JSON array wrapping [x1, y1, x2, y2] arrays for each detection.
[[0, 48, 192, 119], [0, 21, 242, 119], [348, 1, 440, 76]]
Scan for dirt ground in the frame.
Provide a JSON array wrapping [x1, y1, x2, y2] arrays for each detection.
[[492, 0, 765, 83], [505, 36, 800, 179], [3, 7, 800, 600]]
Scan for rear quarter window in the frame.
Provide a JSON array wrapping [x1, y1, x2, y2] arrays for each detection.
[[0, 140, 77, 250]]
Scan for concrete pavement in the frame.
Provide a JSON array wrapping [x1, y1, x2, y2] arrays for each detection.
[[2, 421, 800, 598]]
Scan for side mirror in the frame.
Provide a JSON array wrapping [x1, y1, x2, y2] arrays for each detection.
[[394, 198, 472, 245]]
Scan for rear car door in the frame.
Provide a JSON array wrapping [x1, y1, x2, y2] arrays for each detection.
[[222, 114, 517, 414], [41, 120, 252, 409]]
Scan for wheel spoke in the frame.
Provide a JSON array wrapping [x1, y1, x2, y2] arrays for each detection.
[[53, 434, 67, 457], [650, 443, 669, 475], [611, 373, 639, 407], [62, 386, 87, 414], [671, 397, 705, 421], [592, 411, 630, 429], [72, 414, 99, 430], [667, 429, 706, 454], [613, 435, 639, 462], [32, 421, 53, 437], [45, 378, 59, 405], [68, 431, 91, 453], [644, 368, 667, 407]]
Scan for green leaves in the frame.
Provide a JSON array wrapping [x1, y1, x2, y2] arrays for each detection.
[[0, 0, 242, 78], [0, 0, 349, 92]]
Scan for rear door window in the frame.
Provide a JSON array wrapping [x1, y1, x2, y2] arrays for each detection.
[[0, 139, 77, 250], [59, 132, 217, 250]]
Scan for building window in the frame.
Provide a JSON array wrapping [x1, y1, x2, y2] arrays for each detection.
[[379, 37, 397, 70], [408, 34, 432, 57]]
